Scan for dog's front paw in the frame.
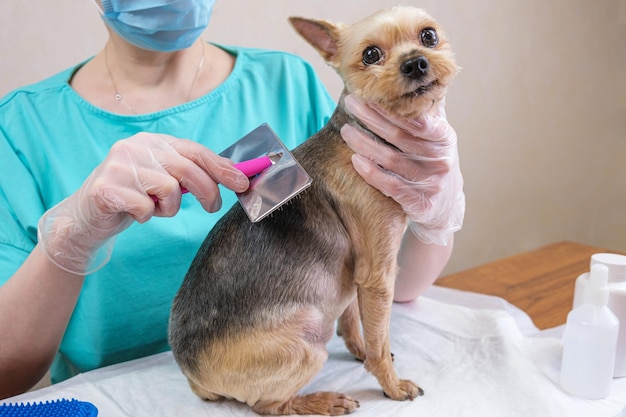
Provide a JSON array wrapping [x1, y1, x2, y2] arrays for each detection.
[[383, 379, 424, 401]]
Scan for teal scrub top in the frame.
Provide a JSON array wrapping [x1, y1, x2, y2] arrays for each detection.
[[0, 44, 336, 383]]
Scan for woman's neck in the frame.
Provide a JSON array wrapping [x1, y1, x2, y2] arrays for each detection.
[[71, 36, 235, 115]]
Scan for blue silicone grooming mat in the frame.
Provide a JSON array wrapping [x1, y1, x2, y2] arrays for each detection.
[[0, 399, 98, 417]]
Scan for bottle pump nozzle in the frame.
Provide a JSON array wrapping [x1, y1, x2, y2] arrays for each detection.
[[586, 264, 610, 306]]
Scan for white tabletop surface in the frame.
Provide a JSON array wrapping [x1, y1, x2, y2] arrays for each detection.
[[4, 286, 626, 417]]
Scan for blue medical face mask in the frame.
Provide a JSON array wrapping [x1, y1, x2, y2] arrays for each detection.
[[93, 0, 215, 52]]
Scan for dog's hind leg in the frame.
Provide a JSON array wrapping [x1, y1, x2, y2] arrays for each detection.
[[250, 314, 360, 415], [187, 307, 359, 415], [187, 379, 225, 402], [253, 392, 359, 415]]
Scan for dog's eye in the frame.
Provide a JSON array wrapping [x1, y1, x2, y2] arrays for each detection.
[[420, 28, 439, 48], [362, 46, 383, 65]]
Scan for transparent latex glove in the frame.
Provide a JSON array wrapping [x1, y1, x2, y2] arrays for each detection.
[[340, 95, 465, 246], [38, 133, 249, 275]]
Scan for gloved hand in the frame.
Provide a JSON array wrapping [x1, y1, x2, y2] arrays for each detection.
[[340, 94, 465, 246], [38, 132, 249, 275]]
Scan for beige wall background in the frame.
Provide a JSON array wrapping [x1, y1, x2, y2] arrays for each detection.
[[1, 1, 625, 275]]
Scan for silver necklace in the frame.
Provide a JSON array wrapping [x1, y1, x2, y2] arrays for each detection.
[[104, 41, 205, 114]]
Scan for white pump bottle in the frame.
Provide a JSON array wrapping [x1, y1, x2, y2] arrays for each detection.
[[560, 263, 620, 399], [573, 253, 626, 377]]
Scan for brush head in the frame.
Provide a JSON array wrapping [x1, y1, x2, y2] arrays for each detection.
[[0, 399, 98, 417], [220, 124, 312, 222]]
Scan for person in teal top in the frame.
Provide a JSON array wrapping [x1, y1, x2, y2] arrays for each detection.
[[0, 43, 334, 384], [0, 0, 464, 399]]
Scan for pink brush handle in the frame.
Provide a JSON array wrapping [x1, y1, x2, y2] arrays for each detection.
[[233, 155, 273, 178], [150, 156, 272, 203]]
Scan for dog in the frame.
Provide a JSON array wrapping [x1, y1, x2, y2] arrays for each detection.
[[169, 6, 458, 415]]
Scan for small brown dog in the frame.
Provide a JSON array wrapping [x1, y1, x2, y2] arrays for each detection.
[[169, 6, 458, 415]]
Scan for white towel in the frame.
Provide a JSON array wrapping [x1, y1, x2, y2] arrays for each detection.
[[5, 287, 626, 417]]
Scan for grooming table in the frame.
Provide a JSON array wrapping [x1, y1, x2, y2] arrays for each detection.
[[3, 284, 626, 417]]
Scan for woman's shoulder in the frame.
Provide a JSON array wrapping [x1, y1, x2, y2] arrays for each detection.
[[223, 44, 311, 64], [0, 63, 83, 108], [218, 44, 322, 82]]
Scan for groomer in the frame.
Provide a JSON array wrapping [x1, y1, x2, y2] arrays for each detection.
[[0, 0, 464, 398]]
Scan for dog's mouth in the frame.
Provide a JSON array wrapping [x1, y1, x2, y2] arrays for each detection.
[[406, 79, 439, 97]]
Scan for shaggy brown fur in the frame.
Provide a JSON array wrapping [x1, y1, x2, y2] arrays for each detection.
[[169, 6, 458, 415]]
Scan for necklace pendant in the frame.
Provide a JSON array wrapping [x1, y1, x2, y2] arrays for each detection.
[[115, 93, 123, 101]]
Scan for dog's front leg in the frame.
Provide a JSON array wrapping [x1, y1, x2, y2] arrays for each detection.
[[358, 284, 424, 400]]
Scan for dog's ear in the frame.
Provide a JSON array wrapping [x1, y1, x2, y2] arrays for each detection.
[[289, 17, 346, 68]]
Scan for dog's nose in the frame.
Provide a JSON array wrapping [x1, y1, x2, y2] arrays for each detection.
[[401, 56, 429, 79]]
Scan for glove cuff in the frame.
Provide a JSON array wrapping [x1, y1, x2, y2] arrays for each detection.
[[409, 221, 459, 246], [37, 200, 120, 275]]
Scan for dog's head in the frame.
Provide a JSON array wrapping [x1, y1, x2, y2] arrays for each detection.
[[289, 6, 459, 119]]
